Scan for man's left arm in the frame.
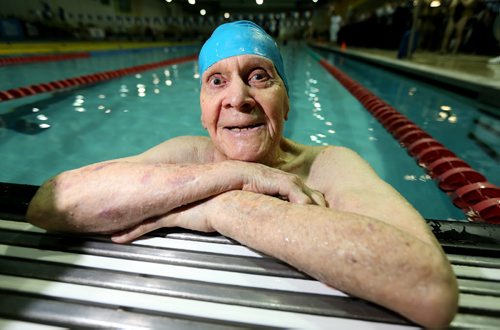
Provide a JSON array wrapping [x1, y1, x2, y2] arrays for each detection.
[[115, 187, 458, 328], [112, 147, 459, 327], [202, 189, 458, 328]]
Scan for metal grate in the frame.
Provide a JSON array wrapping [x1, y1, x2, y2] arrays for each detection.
[[1, 217, 500, 329]]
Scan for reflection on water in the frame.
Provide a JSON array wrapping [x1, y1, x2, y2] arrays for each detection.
[[0, 95, 66, 135], [469, 114, 500, 162]]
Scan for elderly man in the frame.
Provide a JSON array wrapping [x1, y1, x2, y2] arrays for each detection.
[[27, 21, 458, 327]]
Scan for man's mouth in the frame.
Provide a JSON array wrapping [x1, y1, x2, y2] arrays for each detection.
[[225, 123, 264, 132]]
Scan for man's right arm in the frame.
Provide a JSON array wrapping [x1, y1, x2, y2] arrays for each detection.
[[26, 136, 322, 234], [27, 161, 235, 233]]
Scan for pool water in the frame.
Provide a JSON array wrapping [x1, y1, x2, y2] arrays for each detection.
[[1, 43, 497, 220], [1, 46, 202, 181], [318, 49, 499, 179]]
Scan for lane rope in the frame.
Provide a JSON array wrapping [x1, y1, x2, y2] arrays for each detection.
[[309, 49, 499, 224], [0, 44, 196, 66], [0, 54, 198, 102], [0, 52, 90, 66]]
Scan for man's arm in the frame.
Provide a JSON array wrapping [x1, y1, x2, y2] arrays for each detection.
[[293, 146, 458, 326], [205, 191, 458, 328], [139, 185, 456, 328], [26, 137, 323, 233]]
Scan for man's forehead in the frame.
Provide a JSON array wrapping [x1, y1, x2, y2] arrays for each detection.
[[204, 54, 275, 73]]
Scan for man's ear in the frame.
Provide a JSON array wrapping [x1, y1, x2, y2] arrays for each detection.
[[284, 98, 290, 121], [201, 115, 207, 129]]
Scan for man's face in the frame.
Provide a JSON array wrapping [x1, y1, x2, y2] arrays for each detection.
[[200, 55, 289, 163]]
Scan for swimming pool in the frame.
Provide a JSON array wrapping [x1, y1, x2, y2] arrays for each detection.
[[0, 43, 497, 220]]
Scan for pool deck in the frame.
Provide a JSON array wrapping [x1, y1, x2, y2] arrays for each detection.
[[0, 41, 193, 55]]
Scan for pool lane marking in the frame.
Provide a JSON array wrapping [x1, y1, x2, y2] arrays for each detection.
[[309, 48, 499, 224], [0, 53, 198, 103]]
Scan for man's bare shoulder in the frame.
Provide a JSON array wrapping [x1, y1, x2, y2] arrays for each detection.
[[307, 145, 378, 190], [310, 145, 363, 169], [134, 136, 219, 164]]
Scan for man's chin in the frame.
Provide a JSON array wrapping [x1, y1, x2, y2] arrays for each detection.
[[228, 154, 262, 163], [225, 148, 267, 163]]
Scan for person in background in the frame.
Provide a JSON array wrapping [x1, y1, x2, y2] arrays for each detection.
[[488, 5, 500, 64], [26, 20, 458, 328], [419, 0, 448, 51], [440, 0, 477, 53], [329, 8, 342, 44]]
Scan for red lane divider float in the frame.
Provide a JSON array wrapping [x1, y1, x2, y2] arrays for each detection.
[[0, 52, 90, 66], [0, 54, 198, 102], [317, 55, 499, 224], [452, 182, 500, 209]]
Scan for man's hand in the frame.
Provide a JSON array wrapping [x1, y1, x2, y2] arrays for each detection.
[[227, 160, 326, 206]]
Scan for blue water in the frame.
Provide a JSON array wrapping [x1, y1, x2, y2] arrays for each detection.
[[1, 43, 497, 220]]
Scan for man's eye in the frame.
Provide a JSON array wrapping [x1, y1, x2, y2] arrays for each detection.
[[250, 71, 269, 82], [209, 76, 224, 86]]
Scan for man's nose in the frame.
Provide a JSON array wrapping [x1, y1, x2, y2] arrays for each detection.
[[222, 78, 255, 112]]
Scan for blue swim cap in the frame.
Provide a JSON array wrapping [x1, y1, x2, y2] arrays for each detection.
[[198, 20, 288, 92]]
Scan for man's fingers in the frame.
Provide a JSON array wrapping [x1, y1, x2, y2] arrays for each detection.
[[111, 217, 161, 243], [288, 193, 313, 205], [242, 163, 326, 207], [111, 228, 141, 244], [311, 190, 327, 207], [287, 187, 326, 207]]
